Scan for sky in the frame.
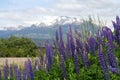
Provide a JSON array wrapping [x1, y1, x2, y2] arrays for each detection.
[[0, 0, 120, 28]]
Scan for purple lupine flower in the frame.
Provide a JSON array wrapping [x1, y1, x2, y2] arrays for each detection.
[[66, 32, 71, 51], [73, 50, 80, 74], [97, 30, 103, 46], [88, 36, 96, 55], [22, 61, 29, 80], [98, 51, 107, 71], [99, 51, 110, 80], [107, 42, 118, 68], [112, 21, 118, 30], [82, 50, 90, 69], [97, 32, 110, 80], [22, 61, 28, 80], [116, 16, 120, 25], [65, 44, 72, 58], [76, 38, 83, 51], [10, 64, 13, 78], [105, 28, 118, 68], [27, 59, 34, 80], [77, 48, 83, 61], [14, 64, 21, 80], [22, 70, 27, 80], [75, 29, 83, 52], [65, 33, 71, 58], [70, 38, 75, 56], [60, 40, 65, 49], [3, 59, 9, 80], [108, 65, 120, 74], [58, 42, 66, 60], [24, 59, 34, 80], [98, 45, 110, 80], [78, 48, 89, 69], [115, 30, 120, 44], [113, 16, 120, 44], [99, 29, 104, 37], [107, 29, 114, 43], [46, 41, 53, 70], [85, 42, 90, 53], [60, 54, 66, 78], [67, 26, 75, 56], [3, 66, 8, 80], [102, 26, 111, 39]]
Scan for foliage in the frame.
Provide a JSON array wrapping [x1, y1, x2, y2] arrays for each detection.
[[0, 16, 120, 80], [0, 36, 40, 57]]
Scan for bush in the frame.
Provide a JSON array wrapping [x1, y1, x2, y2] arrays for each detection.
[[0, 36, 40, 57]]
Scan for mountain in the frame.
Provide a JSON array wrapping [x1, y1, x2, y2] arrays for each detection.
[[0, 16, 99, 45]]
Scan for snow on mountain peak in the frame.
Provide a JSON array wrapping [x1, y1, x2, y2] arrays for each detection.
[[52, 16, 82, 25], [0, 16, 82, 30], [33, 16, 82, 27]]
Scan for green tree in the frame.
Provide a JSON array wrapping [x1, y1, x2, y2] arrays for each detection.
[[0, 36, 40, 57]]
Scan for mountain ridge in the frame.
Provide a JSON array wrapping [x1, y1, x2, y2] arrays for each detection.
[[0, 16, 82, 31], [0, 16, 99, 45]]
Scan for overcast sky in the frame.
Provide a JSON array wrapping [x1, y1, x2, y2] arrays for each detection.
[[0, 0, 120, 28]]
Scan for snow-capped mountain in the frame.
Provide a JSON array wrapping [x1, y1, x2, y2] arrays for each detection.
[[0, 16, 99, 45], [31, 16, 82, 28], [1, 16, 82, 30], [53, 16, 82, 25]]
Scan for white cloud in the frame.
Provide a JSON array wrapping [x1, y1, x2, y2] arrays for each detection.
[[0, 7, 58, 27], [0, 0, 119, 28], [53, 0, 120, 16]]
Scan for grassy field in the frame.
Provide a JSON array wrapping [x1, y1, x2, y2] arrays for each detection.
[[0, 57, 39, 67]]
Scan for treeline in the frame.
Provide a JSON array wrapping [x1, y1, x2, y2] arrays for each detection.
[[0, 36, 40, 57]]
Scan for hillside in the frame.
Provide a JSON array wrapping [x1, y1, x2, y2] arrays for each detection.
[[0, 17, 99, 45]]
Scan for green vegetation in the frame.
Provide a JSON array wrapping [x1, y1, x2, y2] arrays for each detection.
[[0, 16, 120, 80], [0, 36, 40, 57]]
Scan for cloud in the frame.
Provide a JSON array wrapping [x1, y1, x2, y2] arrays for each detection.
[[53, 0, 120, 16], [0, 7, 58, 27], [0, 0, 120, 27]]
